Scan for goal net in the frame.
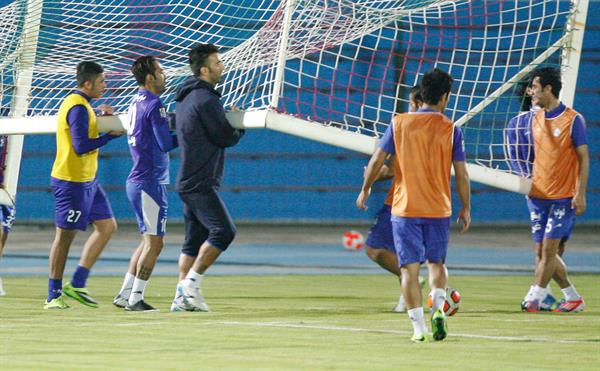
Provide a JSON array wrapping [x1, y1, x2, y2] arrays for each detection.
[[0, 0, 589, 205]]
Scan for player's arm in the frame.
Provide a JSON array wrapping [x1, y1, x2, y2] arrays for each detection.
[[357, 148, 388, 210], [150, 103, 178, 152], [364, 155, 393, 182], [199, 97, 244, 148], [68, 105, 122, 155], [452, 126, 470, 233], [453, 160, 471, 233], [571, 114, 588, 216], [357, 123, 394, 210]]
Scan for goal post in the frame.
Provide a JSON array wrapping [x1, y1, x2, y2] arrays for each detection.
[[0, 0, 590, 205]]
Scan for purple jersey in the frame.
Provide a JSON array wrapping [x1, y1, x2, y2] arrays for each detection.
[[125, 89, 177, 184]]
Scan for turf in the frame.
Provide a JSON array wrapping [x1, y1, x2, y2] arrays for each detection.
[[1, 275, 598, 370]]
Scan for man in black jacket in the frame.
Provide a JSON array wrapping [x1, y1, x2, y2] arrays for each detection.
[[171, 44, 244, 312]]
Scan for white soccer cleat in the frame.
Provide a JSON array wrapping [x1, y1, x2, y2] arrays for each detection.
[[176, 281, 210, 312], [0, 277, 5, 296], [112, 293, 129, 308]]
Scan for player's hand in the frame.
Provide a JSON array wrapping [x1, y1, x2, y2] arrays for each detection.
[[456, 208, 470, 234], [107, 130, 125, 137], [572, 194, 586, 216], [97, 104, 114, 116], [356, 189, 370, 210]]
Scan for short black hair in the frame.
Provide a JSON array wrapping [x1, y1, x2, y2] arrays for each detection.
[[189, 43, 219, 76], [409, 85, 423, 103], [131, 56, 158, 85], [531, 66, 561, 98], [516, 74, 532, 111], [76, 61, 104, 87], [420, 68, 453, 105]]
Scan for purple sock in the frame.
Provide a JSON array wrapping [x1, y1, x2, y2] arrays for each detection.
[[71, 265, 90, 288], [48, 279, 62, 301]]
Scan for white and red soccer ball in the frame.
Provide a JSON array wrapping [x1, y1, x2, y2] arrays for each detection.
[[342, 230, 364, 251], [428, 287, 461, 316]]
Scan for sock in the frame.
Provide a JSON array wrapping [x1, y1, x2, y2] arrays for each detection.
[[531, 285, 545, 301], [184, 270, 203, 288], [430, 288, 446, 313], [561, 285, 581, 301], [129, 278, 148, 305], [407, 307, 428, 338], [119, 272, 135, 298], [48, 279, 62, 301], [71, 265, 90, 288]]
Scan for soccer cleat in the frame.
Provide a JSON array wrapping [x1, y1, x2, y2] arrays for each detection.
[[431, 309, 448, 341], [125, 300, 159, 312], [554, 298, 585, 313], [176, 281, 210, 312], [44, 295, 70, 309], [0, 276, 5, 296], [62, 283, 98, 308], [521, 299, 540, 313], [170, 296, 187, 312], [410, 334, 430, 343], [539, 293, 557, 311], [112, 293, 129, 309]]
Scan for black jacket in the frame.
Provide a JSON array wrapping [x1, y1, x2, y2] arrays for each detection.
[[175, 76, 244, 193]]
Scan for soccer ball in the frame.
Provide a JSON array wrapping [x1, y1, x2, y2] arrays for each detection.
[[342, 230, 364, 251], [427, 287, 461, 316]]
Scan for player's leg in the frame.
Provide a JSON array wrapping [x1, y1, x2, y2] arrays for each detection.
[[177, 189, 236, 312], [0, 206, 16, 296], [63, 183, 116, 308], [113, 240, 143, 308], [45, 183, 89, 309], [424, 221, 450, 341], [0, 221, 6, 296], [393, 219, 428, 342], [125, 234, 163, 311], [171, 200, 209, 312]]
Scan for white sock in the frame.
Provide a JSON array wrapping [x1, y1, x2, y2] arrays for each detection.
[[185, 270, 203, 288], [119, 272, 135, 297], [430, 288, 446, 313], [129, 278, 148, 305], [561, 285, 581, 301], [407, 307, 428, 338], [532, 285, 546, 301]]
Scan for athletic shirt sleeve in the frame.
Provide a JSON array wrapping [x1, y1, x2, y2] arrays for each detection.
[[378, 121, 395, 154], [452, 126, 466, 161], [571, 114, 587, 148], [149, 101, 178, 152], [67, 105, 116, 155]]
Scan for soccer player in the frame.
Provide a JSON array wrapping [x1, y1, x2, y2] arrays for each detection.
[[45, 61, 124, 309], [112, 56, 178, 311], [520, 67, 588, 313], [357, 68, 471, 342], [364, 85, 426, 313], [505, 79, 567, 310], [170, 44, 244, 312]]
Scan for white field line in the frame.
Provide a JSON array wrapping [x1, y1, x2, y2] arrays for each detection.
[[209, 320, 598, 344]]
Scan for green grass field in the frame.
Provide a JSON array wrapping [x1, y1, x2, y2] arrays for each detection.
[[1, 274, 598, 370]]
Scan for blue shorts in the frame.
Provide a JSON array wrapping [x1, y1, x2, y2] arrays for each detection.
[[52, 178, 114, 231], [392, 217, 450, 266], [180, 187, 236, 255], [0, 205, 16, 234], [526, 197, 575, 243], [365, 204, 394, 252], [126, 181, 168, 236]]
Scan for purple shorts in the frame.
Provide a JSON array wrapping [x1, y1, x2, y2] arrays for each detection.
[[0, 205, 16, 234], [126, 181, 168, 236], [365, 204, 394, 252], [526, 197, 575, 243], [392, 216, 450, 266], [52, 178, 114, 231]]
